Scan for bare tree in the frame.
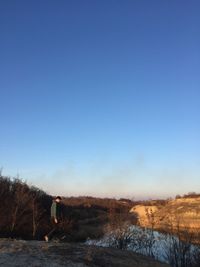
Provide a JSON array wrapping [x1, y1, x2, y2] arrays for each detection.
[[9, 179, 33, 235], [0, 175, 12, 233], [30, 187, 47, 238]]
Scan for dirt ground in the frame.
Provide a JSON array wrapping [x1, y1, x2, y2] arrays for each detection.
[[0, 239, 169, 267]]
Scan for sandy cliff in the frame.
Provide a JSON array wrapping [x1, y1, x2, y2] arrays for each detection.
[[130, 197, 200, 231]]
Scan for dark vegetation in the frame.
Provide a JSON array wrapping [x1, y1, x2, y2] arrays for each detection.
[[0, 174, 51, 240], [0, 174, 135, 242]]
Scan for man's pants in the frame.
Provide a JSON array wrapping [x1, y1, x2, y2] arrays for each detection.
[[46, 218, 62, 240]]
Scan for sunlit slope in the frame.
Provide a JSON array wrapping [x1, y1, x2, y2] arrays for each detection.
[[130, 197, 200, 231]]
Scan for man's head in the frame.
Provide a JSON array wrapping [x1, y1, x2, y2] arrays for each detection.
[[55, 196, 62, 203]]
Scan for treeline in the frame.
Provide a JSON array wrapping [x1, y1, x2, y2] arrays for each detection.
[[136, 199, 167, 206], [62, 196, 133, 211], [176, 192, 200, 199]]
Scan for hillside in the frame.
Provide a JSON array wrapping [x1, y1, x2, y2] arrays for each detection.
[[0, 239, 169, 267], [130, 197, 200, 233]]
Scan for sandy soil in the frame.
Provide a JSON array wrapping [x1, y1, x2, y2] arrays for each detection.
[[0, 239, 169, 267], [130, 205, 159, 225]]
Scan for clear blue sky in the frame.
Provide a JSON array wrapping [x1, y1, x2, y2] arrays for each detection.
[[0, 1, 200, 199]]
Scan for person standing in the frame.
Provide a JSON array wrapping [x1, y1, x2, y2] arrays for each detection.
[[44, 196, 63, 242]]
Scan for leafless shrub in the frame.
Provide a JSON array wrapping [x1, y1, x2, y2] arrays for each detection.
[[103, 205, 136, 250], [161, 214, 200, 267]]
